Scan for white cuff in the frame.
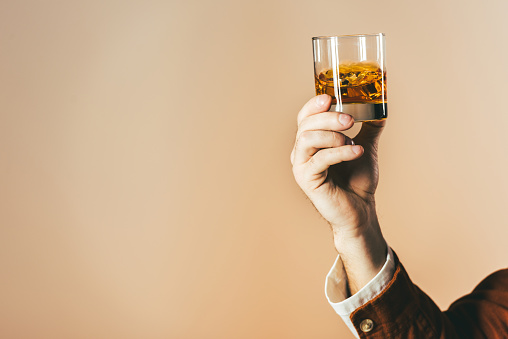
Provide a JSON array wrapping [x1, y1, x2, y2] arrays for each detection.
[[324, 246, 396, 338]]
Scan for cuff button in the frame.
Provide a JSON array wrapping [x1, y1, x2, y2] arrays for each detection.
[[360, 319, 374, 333]]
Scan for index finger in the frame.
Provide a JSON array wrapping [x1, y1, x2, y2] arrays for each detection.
[[297, 94, 332, 126]]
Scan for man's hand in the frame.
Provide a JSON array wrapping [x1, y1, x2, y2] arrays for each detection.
[[291, 94, 388, 294]]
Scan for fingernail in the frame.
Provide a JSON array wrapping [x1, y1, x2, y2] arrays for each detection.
[[352, 145, 362, 154], [316, 94, 327, 107], [339, 114, 351, 126]]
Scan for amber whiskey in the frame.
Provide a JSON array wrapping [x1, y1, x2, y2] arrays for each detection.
[[314, 61, 387, 121]]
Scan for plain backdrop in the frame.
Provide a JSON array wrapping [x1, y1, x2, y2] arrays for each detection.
[[1, 0, 508, 338]]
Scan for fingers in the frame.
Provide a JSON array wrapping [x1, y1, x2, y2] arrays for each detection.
[[296, 112, 354, 140], [293, 130, 354, 166], [291, 109, 355, 165], [307, 145, 364, 174], [297, 94, 331, 126]]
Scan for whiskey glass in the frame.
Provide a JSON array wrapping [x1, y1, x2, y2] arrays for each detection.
[[312, 33, 387, 122]]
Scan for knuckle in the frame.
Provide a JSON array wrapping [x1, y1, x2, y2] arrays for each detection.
[[297, 111, 304, 124], [296, 114, 319, 137], [295, 125, 307, 141], [297, 104, 311, 124], [308, 149, 327, 169], [298, 130, 314, 145], [297, 116, 308, 129], [312, 149, 324, 163], [292, 165, 306, 182], [307, 154, 317, 167]]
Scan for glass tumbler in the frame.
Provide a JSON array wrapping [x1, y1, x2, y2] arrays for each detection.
[[312, 33, 387, 122]]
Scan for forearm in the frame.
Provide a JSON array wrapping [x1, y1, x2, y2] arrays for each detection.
[[332, 209, 387, 295]]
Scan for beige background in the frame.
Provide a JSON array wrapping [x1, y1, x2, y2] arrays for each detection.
[[1, 0, 508, 338]]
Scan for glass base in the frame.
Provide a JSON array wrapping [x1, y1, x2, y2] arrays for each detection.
[[330, 103, 387, 122]]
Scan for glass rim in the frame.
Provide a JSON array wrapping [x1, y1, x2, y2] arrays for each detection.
[[312, 33, 385, 40]]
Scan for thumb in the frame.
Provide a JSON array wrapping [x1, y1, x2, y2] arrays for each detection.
[[353, 120, 386, 151]]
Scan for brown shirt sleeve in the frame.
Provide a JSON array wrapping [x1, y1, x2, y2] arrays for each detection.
[[349, 250, 508, 338]]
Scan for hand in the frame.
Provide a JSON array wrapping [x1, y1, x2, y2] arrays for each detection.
[[291, 94, 385, 237], [291, 94, 388, 293]]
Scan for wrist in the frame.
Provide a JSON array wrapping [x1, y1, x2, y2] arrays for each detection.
[[330, 202, 379, 240], [332, 217, 388, 295], [333, 222, 386, 265]]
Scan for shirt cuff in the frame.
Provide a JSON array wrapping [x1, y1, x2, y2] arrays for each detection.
[[324, 245, 396, 338]]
